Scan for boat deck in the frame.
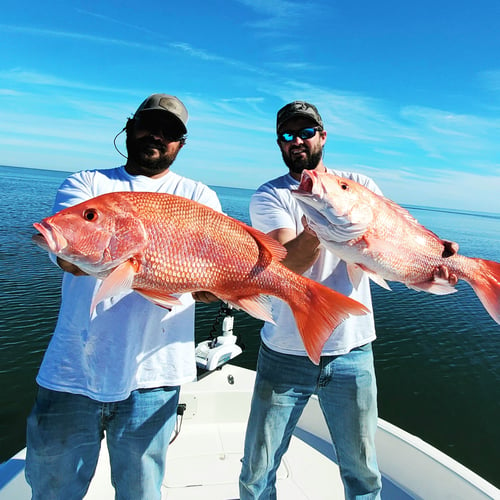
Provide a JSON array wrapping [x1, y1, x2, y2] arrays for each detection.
[[88, 364, 345, 499], [1, 364, 498, 499]]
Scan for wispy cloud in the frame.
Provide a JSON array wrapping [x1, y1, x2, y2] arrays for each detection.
[[170, 42, 266, 74], [0, 24, 150, 50], [235, 0, 326, 31], [371, 167, 500, 214], [0, 68, 134, 94], [401, 106, 500, 161], [0, 88, 22, 96], [0, 23, 269, 76]]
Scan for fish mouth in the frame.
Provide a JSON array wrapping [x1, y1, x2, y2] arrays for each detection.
[[293, 170, 324, 200], [297, 171, 315, 193], [33, 221, 68, 254], [292, 175, 321, 204]]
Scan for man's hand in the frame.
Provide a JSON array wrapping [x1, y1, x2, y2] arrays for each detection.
[[301, 215, 317, 236], [57, 257, 88, 276], [434, 265, 458, 286]]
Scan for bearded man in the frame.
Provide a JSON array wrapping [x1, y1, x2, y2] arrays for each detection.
[[239, 101, 384, 499], [25, 94, 221, 500]]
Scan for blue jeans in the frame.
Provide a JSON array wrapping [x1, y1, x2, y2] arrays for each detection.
[[239, 343, 382, 500], [25, 385, 180, 500]]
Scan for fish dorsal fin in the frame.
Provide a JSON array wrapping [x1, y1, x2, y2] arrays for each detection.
[[380, 195, 419, 224], [91, 258, 140, 313], [381, 196, 444, 241], [381, 196, 460, 254], [234, 219, 288, 262]]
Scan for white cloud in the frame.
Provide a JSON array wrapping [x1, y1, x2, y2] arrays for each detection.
[[234, 0, 326, 31]]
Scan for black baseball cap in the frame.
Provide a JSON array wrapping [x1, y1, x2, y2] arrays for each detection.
[[276, 101, 323, 132], [133, 94, 188, 134]]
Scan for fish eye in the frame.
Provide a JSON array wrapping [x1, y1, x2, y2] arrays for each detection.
[[83, 208, 98, 222], [340, 182, 349, 190]]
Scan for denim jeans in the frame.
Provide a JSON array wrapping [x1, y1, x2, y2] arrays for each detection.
[[239, 343, 382, 500], [25, 385, 180, 500]]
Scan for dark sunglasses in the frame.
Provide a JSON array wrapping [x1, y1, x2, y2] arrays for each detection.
[[134, 115, 183, 141], [278, 127, 322, 143]]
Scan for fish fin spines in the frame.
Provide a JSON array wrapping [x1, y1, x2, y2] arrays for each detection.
[[234, 219, 288, 262]]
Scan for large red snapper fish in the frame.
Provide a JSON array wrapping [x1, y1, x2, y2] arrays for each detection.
[[32, 191, 369, 364], [292, 170, 500, 325]]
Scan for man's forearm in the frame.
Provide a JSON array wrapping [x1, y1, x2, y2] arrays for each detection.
[[281, 231, 321, 275]]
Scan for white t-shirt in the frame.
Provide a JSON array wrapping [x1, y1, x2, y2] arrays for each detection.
[[37, 166, 221, 402], [249, 169, 381, 356]]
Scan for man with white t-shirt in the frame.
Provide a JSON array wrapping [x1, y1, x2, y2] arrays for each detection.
[[238, 101, 458, 500], [238, 101, 383, 500], [25, 94, 221, 500]]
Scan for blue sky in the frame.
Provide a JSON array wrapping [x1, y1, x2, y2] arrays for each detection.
[[1, 1, 499, 213]]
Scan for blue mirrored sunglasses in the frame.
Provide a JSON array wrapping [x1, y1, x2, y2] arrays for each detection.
[[278, 127, 321, 143]]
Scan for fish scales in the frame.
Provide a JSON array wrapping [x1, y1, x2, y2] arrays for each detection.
[[292, 170, 500, 325], [33, 191, 369, 364]]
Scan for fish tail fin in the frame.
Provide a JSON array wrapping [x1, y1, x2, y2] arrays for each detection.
[[467, 258, 500, 325], [289, 277, 370, 364]]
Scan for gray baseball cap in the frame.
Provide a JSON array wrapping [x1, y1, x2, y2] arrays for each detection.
[[134, 94, 188, 134], [276, 101, 323, 132]]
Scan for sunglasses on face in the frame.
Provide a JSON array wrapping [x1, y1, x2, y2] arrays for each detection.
[[134, 115, 183, 141], [278, 127, 322, 143]]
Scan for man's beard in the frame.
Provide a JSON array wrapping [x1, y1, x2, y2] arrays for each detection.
[[126, 135, 180, 172], [282, 145, 323, 175]]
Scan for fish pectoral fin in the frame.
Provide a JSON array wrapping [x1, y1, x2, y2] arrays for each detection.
[[228, 295, 276, 324], [91, 260, 139, 312], [134, 289, 184, 310], [347, 263, 391, 290], [367, 272, 391, 290], [346, 263, 364, 289], [407, 277, 457, 295], [345, 263, 365, 289]]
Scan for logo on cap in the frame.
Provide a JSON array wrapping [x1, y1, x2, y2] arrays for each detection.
[[276, 101, 323, 132], [134, 94, 188, 134]]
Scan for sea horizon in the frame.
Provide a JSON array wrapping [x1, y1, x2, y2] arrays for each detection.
[[2, 163, 499, 219]]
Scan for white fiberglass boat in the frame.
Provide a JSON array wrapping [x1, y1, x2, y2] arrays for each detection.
[[0, 362, 498, 499]]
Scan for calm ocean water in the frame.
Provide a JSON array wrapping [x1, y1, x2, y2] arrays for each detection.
[[1, 165, 499, 487]]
